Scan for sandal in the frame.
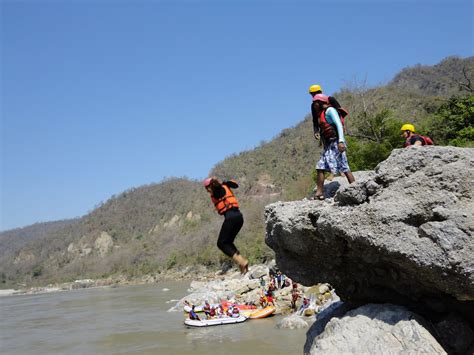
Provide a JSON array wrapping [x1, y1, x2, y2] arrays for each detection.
[[313, 194, 325, 200]]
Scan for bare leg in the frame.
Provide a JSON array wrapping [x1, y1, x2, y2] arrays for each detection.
[[344, 172, 355, 184], [315, 169, 326, 198]]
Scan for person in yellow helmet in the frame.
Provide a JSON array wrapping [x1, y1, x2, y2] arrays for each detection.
[[400, 123, 434, 147], [309, 84, 323, 95], [308, 85, 353, 200], [312, 94, 355, 200], [308, 84, 342, 141]]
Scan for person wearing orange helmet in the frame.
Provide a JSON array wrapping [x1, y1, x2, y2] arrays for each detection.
[[312, 94, 355, 200], [203, 177, 248, 274]]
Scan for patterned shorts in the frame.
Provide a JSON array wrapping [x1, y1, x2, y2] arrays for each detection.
[[316, 139, 351, 174]]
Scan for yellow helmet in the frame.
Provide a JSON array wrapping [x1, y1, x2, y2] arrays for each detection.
[[401, 124, 415, 133], [309, 84, 322, 94]]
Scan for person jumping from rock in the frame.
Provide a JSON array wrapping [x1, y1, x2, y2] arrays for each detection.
[[203, 177, 249, 274], [312, 94, 355, 200]]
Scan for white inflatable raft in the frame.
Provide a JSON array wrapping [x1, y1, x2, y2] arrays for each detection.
[[184, 315, 248, 327]]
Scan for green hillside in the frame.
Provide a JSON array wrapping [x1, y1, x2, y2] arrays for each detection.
[[1, 56, 473, 288]]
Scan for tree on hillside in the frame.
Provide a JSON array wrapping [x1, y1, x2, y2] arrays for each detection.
[[457, 65, 473, 93], [428, 95, 474, 147], [340, 82, 403, 170]]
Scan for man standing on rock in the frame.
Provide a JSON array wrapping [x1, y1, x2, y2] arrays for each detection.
[[203, 177, 249, 274], [312, 94, 355, 199]]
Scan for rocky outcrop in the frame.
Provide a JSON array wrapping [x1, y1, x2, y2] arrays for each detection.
[[94, 232, 114, 256], [265, 146, 474, 353]]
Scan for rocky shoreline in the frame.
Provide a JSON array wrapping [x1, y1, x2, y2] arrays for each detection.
[[168, 262, 339, 330], [0, 265, 222, 297]]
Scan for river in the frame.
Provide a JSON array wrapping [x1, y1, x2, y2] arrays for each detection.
[[0, 281, 307, 354]]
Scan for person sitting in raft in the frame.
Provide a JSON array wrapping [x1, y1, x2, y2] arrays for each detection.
[[216, 304, 225, 318], [208, 306, 216, 319], [232, 305, 240, 318], [203, 300, 211, 319], [189, 305, 200, 321], [226, 306, 234, 318]]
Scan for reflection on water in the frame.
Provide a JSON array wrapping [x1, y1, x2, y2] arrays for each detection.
[[1, 282, 306, 354]]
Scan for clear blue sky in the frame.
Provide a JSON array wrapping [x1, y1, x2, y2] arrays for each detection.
[[1, 0, 472, 231]]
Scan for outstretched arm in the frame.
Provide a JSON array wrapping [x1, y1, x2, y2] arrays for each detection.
[[326, 107, 345, 143]]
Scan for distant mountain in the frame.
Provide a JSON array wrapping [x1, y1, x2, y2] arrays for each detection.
[[1, 56, 472, 288], [0, 219, 78, 255], [389, 56, 474, 96]]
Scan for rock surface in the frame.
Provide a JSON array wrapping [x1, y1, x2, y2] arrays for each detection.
[[305, 303, 447, 354], [265, 146, 474, 352]]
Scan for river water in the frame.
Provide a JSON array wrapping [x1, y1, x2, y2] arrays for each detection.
[[0, 281, 307, 354]]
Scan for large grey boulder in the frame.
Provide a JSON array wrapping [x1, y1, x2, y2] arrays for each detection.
[[305, 303, 446, 354], [265, 147, 474, 350]]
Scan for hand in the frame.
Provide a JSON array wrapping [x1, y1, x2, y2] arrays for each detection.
[[314, 132, 320, 140], [337, 142, 346, 153]]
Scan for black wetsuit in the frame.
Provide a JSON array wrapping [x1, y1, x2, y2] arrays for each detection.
[[407, 135, 425, 145], [212, 184, 244, 257]]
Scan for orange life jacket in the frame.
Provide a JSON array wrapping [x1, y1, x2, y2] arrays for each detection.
[[211, 184, 239, 215]]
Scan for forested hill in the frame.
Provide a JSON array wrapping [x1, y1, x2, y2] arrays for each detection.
[[1, 56, 472, 288], [0, 219, 79, 256], [389, 56, 474, 96]]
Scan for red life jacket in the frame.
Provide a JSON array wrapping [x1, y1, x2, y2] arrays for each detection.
[[211, 184, 239, 215], [318, 107, 348, 140], [403, 134, 434, 147]]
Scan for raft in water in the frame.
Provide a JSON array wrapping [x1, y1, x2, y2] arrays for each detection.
[[249, 306, 276, 319], [184, 315, 248, 327]]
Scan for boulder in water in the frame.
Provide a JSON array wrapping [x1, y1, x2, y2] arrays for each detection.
[[305, 304, 446, 354], [277, 314, 310, 330]]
